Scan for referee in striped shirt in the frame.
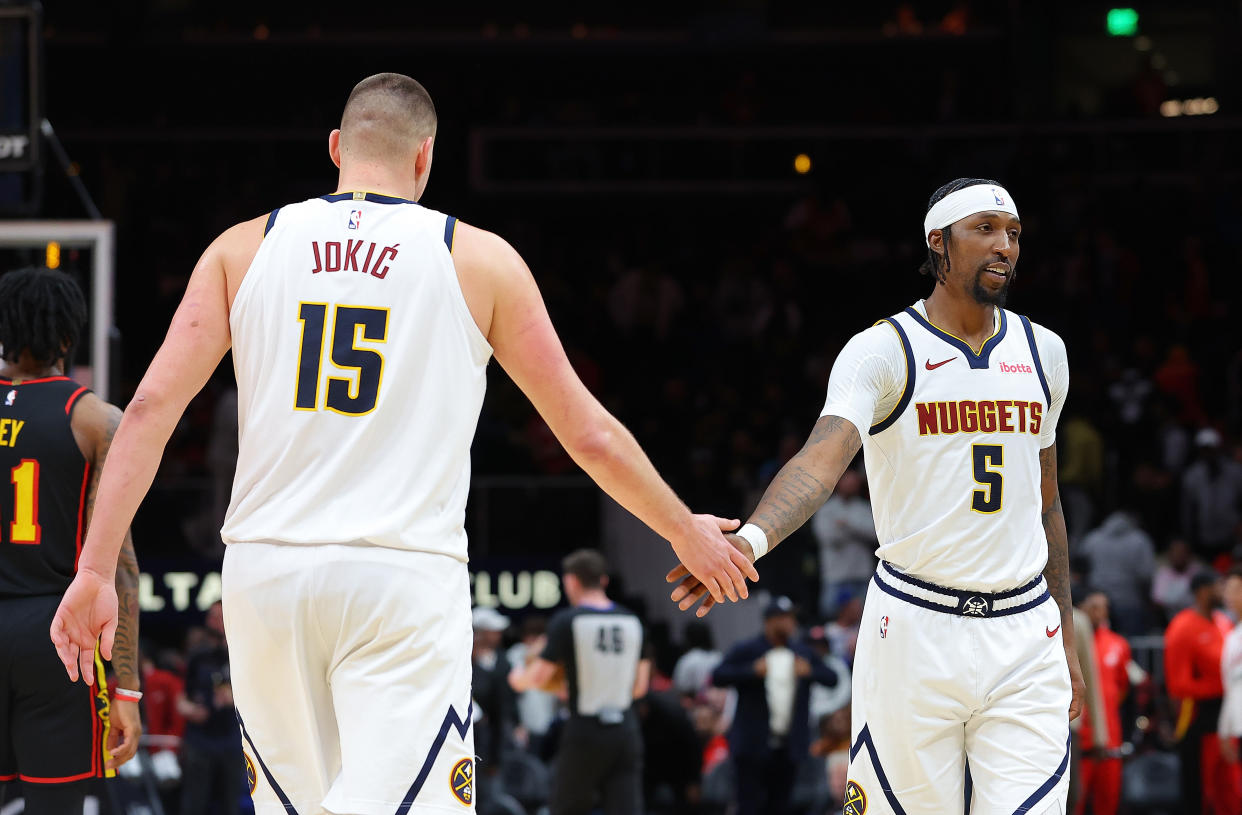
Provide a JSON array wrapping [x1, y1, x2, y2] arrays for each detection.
[[511, 549, 651, 815]]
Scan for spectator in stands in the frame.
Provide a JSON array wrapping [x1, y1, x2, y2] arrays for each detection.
[[1079, 507, 1155, 635], [1075, 590, 1132, 815], [606, 263, 684, 344], [505, 615, 559, 756], [1217, 569, 1242, 767], [711, 597, 838, 815], [1164, 572, 1241, 815], [809, 702, 852, 805], [471, 607, 515, 784], [806, 625, 851, 726], [176, 601, 242, 815], [1154, 345, 1203, 426], [825, 595, 864, 667], [1153, 395, 1192, 476], [635, 690, 703, 813], [1067, 599, 1109, 812], [809, 467, 877, 617], [1182, 428, 1242, 560], [1152, 538, 1206, 623], [672, 621, 722, 698], [138, 643, 185, 753], [1058, 404, 1105, 544]]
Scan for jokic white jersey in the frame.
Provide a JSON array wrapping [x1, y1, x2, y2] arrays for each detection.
[[821, 300, 1067, 592], [221, 192, 492, 560]]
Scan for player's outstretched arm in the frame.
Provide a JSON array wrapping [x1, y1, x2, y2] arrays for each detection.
[[1040, 444, 1085, 722], [64, 393, 144, 763], [666, 414, 861, 617], [52, 225, 241, 685], [452, 222, 758, 604]]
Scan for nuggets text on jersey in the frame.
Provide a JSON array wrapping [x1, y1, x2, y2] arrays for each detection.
[[915, 399, 1042, 436]]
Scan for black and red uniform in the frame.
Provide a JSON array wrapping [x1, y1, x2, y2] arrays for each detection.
[[0, 376, 113, 786]]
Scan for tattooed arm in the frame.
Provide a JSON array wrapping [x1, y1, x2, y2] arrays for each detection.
[[1040, 444, 1085, 722], [74, 396, 142, 687], [112, 535, 140, 689], [71, 393, 144, 767], [668, 415, 863, 616]]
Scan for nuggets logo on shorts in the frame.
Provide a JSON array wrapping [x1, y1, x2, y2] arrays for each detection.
[[844, 779, 867, 815], [450, 757, 473, 806], [244, 752, 257, 796]]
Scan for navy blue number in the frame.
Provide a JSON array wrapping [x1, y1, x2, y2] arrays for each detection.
[[295, 305, 388, 415], [971, 444, 1003, 513]]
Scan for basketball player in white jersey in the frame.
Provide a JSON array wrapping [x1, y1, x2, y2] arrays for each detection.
[[47, 73, 758, 815], [667, 178, 1086, 814]]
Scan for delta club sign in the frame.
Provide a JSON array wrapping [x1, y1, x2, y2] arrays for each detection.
[[139, 562, 563, 614]]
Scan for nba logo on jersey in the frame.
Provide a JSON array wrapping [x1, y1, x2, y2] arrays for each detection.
[[4, 390, 14, 406], [879, 615, 888, 638], [348, 209, 362, 230]]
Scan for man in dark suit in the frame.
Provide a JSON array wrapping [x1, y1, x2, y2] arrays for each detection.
[[712, 596, 838, 815]]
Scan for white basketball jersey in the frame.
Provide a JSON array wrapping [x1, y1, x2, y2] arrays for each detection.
[[221, 192, 492, 560], [863, 306, 1052, 592]]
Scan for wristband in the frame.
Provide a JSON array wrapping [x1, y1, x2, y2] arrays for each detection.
[[736, 523, 769, 561], [113, 688, 143, 702]]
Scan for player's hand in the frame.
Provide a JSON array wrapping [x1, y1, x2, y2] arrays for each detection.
[[106, 698, 143, 770], [50, 568, 118, 685], [1064, 638, 1086, 722], [666, 532, 757, 617], [794, 657, 813, 678], [666, 516, 758, 607], [753, 657, 768, 677]]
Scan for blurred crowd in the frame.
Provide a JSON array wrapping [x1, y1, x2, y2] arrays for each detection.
[[16, 4, 1239, 812], [466, 597, 851, 815]]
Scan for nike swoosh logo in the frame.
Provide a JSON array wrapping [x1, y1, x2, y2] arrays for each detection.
[[1046, 625, 1061, 638], [925, 357, 955, 370]]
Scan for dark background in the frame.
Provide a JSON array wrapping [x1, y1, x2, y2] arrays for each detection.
[[4, 0, 1242, 620], [2, 4, 1242, 813]]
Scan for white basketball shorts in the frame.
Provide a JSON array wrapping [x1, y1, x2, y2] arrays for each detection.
[[844, 563, 1072, 815], [221, 542, 475, 815]]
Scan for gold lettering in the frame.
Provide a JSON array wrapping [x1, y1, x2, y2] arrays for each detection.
[[8, 419, 22, 446]]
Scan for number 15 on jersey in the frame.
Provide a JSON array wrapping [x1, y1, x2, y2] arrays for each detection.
[[294, 303, 389, 416]]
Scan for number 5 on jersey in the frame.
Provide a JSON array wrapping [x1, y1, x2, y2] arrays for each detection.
[[971, 443, 1003, 514], [295, 303, 390, 416]]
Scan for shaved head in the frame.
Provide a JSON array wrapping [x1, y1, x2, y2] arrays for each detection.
[[338, 73, 437, 164]]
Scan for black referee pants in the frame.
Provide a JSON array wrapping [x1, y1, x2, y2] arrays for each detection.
[[551, 715, 643, 815]]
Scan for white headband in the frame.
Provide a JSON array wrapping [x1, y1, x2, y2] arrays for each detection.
[[924, 184, 1019, 246]]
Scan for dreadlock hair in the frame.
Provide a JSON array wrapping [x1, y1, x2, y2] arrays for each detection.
[[0, 267, 88, 367], [918, 177, 1004, 284]]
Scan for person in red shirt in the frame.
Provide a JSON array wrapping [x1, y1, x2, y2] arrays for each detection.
[[1075, 590, 1131, 815], [1164, 571, 1242, 815], [107, 650, 185, 754], [139, 649, 185, 753], [106, 651, 185, 755]]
